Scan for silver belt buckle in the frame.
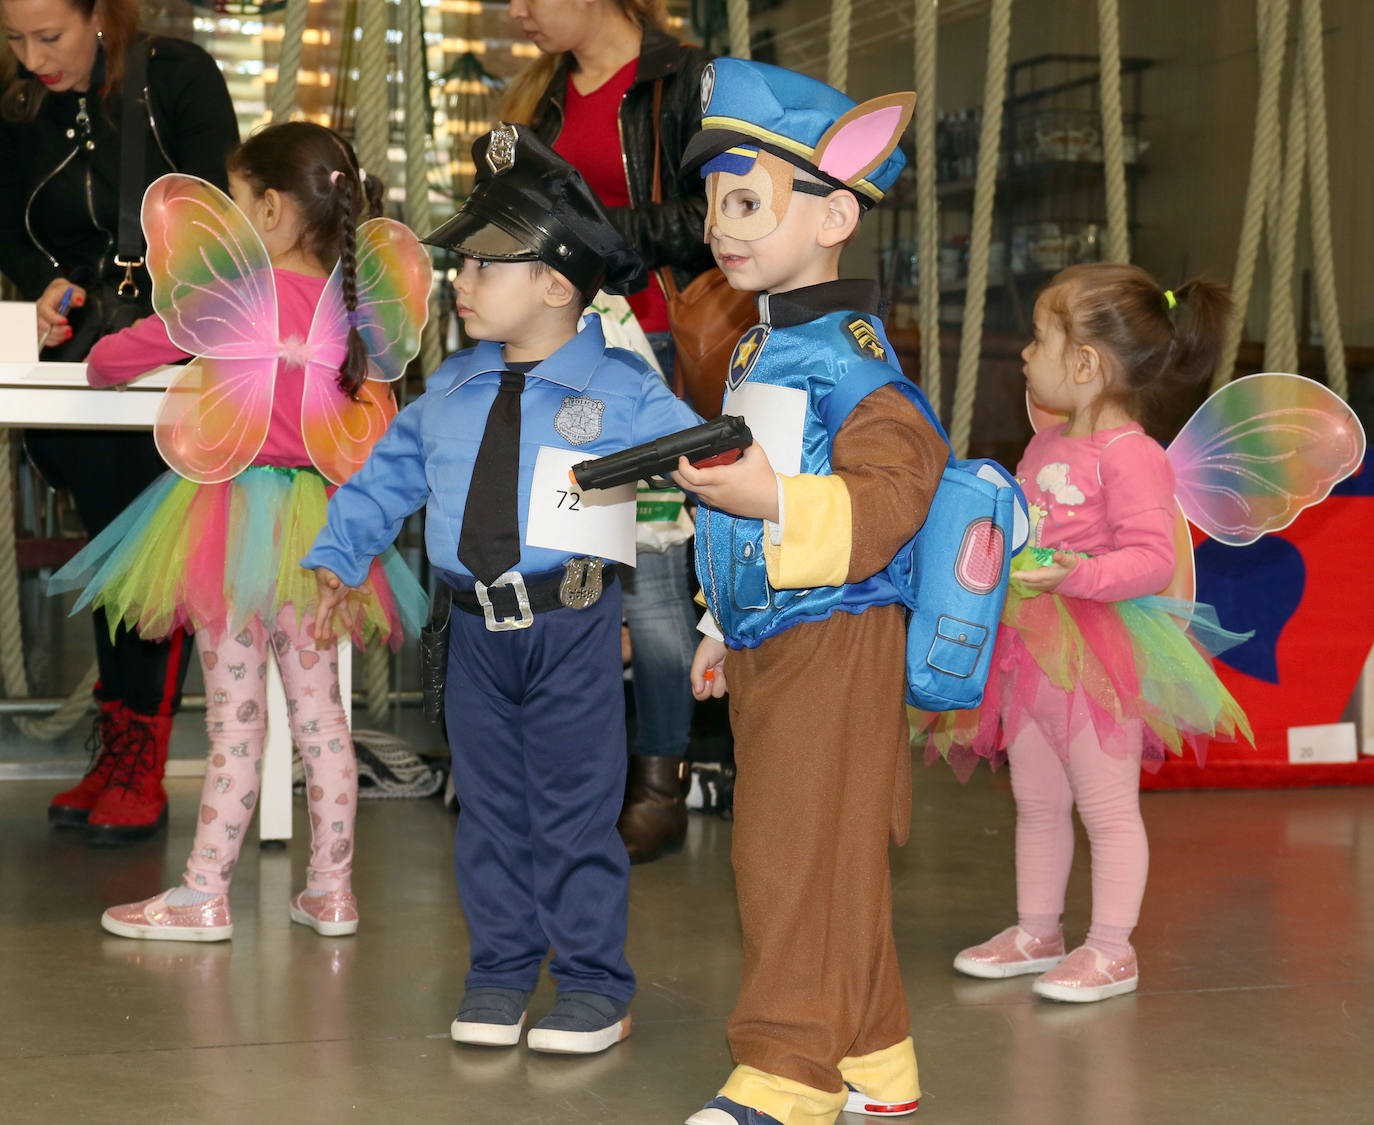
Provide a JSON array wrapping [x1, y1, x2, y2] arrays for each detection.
[[474, 571, 533, 631], [559, 557, 605, 610]]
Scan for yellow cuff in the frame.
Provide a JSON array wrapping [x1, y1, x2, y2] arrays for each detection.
[[719, 1066, 848, 1125], [838, 1037, 920, 1105], [761, 473, 851, 590]]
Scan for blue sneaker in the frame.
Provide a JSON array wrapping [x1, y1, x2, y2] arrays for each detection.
[[450, 987, 529, 1047], [684, 1097, 785, 1124], [844, 1082, 921, 1116], [525, 991, 630, 1054]]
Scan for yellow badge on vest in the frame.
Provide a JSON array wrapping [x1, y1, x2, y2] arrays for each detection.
[[728, 324, 770, 391], [845, 316, 886, 361]]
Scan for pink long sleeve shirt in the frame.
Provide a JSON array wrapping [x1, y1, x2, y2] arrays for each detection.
[[85, 269, 329, 468], [1017, 421, 1176, 603]]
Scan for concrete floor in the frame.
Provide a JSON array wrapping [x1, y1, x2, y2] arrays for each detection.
[[3, 764, 1374, 1124]]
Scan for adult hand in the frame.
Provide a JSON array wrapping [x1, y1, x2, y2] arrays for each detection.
[[313, 566, 358, 647], [691, 636, 728, 699], [1014, 551, 1079, 592], [37, 278, 85, 349], [672, 442, 779, 521]]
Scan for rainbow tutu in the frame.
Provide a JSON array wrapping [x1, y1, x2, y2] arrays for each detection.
[[913, 549, 1252, 780], [49, 465, 427, 651]]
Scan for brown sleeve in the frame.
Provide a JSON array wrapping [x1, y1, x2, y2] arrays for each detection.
[[831, 384, 947, 583]]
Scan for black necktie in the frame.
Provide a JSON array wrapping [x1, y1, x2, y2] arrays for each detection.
[[458, 371, 525, 584]]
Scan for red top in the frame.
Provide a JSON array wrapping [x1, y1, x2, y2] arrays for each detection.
[[86, 269, 330, 467], [553, 58, 669, 333]]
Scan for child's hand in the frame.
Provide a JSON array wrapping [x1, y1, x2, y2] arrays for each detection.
[[672, 442, 779, 521], [691, 636, 728, 699], [312, 566, 358, 648], [1015, 550, 1080, 592]]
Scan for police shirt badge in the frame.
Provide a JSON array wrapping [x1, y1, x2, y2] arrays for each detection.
[[727, 323, 769, 392], [486, 124, 518, 176], [845, 316, 887, 361], [555, 394, 605, 445], [700, 62, 716, 115]]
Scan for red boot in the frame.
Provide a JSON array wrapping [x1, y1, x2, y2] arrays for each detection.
[[86, 708, 173, 845], [48, 698, 123, 827]]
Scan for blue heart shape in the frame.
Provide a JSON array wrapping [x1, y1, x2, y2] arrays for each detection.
[[1194, 536, 1305, 684]]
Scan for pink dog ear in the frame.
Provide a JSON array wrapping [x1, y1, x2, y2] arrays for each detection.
[[813, 92, 916, 186]]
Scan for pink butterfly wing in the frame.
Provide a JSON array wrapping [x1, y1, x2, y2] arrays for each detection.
[[154, 357, 276, 484], [142, 174, 280, 481], [300, 219, 430, 483]]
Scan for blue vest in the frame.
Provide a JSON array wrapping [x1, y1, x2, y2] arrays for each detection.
[[695, 310, 907, 648]]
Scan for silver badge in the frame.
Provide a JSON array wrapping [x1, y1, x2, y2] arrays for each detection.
[[559, 558, 605, 610], [486, 124, 518, 175], [554, 395, 606, 445], [700, 63, 716, 116]]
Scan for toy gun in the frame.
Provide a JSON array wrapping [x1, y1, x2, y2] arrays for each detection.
[[570, 415, 753, 491]]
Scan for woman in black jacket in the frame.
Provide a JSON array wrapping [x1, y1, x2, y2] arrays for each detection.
[[0, 0, 239, 843], [502, 0, 714, 865]]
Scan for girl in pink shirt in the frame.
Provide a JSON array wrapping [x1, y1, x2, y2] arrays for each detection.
[[919, 264, 1249, 1002], [50, 123, 426, 943]]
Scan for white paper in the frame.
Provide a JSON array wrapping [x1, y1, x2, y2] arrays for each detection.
[[1287, 721, 1358, 764], [0, 302, 39, 363], [524, 445, 638, 565], [720, 381, 808, 475]]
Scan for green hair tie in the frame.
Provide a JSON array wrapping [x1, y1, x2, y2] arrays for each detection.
[[1163, 289, 1177, 310]]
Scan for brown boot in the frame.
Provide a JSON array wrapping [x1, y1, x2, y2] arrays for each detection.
[[617, 755, 688, 864]]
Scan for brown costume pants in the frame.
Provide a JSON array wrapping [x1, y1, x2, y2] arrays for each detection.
[[724, 603, 912, 1095]]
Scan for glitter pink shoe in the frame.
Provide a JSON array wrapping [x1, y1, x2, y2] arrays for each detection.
[[101, 888, 232, 942], [953, 924, 1066, 979], [289, 890, 359, 936], [1032, 943, 1138, 1002]]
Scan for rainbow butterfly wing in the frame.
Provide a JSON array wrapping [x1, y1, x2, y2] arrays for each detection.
[[300, 219, 431, 483], [142, 174, 279, 482], [1168, 372, 1367, 547]]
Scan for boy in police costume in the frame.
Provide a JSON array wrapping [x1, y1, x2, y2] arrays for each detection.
[[672, 60, 948, 1124], [305, 125, 700, 1055]]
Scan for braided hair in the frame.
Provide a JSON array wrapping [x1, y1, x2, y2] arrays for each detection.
[[226, 122, 385, 399], [1042, 263, 1234, 440]]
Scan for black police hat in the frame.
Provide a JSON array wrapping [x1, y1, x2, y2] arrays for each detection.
[[422, 124, 648, 299]]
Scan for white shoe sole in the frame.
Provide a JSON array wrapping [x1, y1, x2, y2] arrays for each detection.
[[844, 1087, 921, 1116], [526, 1015, 631, 1054], [450, 1011, 526, 1046], [101, 912, 232, 942], [953, 951, 1064, 979], [289, 903, 358, 937], [1032, 973, 1138, 1003], [684, 1111, 735, 1125]]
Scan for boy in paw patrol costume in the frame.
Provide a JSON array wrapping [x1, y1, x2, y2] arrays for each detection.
[[305, 126, 700, 1056], [674, 61, 948, 1125]]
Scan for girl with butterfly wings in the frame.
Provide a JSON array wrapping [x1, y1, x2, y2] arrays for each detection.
[[50, 122, 431, 942], [915, 263, 1365, 1004]]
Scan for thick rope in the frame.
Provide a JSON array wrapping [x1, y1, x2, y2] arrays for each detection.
[[270, 0, 310, 122], [353, 0, 390, 180], [1298, 0, 1346, 397], [0, 431, 99, 739], [727, 0, 751, 59], [827, 0, 852, 93], [914, 0, 941, 417], [950, 0, 1012, 459], [1215, 0, 1289, 392], [402, 0, 443, 382], [1265, 47, 1306, 374], [1095, 0, 1129, 263], [364, 634, 390, 724]]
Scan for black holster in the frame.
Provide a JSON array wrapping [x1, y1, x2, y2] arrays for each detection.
[[419, 585, 452, 725]]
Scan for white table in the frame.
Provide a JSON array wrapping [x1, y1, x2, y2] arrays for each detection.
[[0, 360, 350, 842]]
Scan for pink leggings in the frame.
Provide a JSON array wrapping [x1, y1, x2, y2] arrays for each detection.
[[182, 606, 355, 896], [1008, 716, 1148, 932]]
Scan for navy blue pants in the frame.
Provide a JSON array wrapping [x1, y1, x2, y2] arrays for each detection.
[[444, 583, 635, 1004]]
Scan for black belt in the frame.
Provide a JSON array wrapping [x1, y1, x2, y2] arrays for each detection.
[[446, 558, 617, 631]]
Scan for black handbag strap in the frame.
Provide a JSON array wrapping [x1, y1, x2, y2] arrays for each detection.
[[115, 38, 150, 297]]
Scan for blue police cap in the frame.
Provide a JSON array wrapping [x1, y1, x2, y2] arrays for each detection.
[[682, 59, 914, 207]]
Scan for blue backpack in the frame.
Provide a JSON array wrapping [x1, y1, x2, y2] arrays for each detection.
[[819, 364, 1028, 711]]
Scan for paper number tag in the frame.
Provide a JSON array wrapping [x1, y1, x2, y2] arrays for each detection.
[[524, 445, 638, 565]]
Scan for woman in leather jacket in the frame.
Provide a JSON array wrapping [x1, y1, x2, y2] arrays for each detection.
[[502, 0, 715, 865], [0, 0, 239, 843]]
